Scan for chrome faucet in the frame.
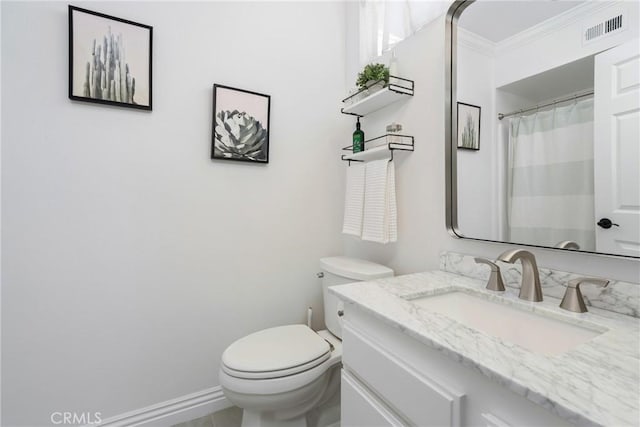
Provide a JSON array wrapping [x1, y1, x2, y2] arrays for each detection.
[[474, 258, 505, 292], [497, 249, 543, 302], [560, 277, 609, 313]]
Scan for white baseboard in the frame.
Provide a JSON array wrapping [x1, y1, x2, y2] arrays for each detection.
[[90, 386, 232, 427]]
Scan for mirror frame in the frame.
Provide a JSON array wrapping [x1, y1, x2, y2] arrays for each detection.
[[444, 0, 636, 259]]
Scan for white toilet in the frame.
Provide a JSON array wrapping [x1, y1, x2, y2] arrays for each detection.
[[219, 256, 394, 427]]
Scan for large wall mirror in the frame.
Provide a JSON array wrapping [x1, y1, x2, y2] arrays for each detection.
[[446, 0, 639, 258]]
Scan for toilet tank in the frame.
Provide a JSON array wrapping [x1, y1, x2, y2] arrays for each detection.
[[320, 257, 394, 339]]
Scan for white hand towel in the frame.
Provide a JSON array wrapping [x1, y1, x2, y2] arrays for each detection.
[[387, 160, 397, 242], [362, 159, 397, 244], [342, 163, 365, 236]]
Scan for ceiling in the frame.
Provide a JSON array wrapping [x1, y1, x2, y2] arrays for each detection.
[[497, 54, 595, 104], [458, 0, 584, 43]]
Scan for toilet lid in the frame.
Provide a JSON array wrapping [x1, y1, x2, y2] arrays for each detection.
[[221, 325, 331, 379], [320, 256, 394, 281]]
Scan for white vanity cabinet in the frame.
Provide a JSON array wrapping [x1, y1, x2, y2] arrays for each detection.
[[340, 306, 574, 427]]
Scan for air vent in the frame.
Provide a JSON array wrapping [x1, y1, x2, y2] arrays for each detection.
[[585, 22, 604, 42], [583, 12, 626, 44], [605, 15, 623, 34]]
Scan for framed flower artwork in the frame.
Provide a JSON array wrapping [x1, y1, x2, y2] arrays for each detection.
[[212, 84, 271, 163]]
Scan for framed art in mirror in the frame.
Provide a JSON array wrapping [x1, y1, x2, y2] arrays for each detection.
[[457, 102, 480, 150]]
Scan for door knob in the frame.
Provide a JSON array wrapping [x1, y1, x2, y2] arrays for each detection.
[[597, 218, 619, 229]]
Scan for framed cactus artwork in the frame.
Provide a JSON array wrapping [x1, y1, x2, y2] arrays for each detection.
[[69, 6, 152, 110], [212, 84, 271, 163], [457, 102, 481, 151]]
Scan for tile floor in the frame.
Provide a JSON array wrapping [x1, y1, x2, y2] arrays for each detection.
[[172, 406, 242, 427]]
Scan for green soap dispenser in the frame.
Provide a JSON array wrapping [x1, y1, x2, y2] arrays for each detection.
[[353, 118, 365, 153]]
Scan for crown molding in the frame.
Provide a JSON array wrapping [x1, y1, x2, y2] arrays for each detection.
[[495, 1, 616, 54], [458, 27, 496, 57]]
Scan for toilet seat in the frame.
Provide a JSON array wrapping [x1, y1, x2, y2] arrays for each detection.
[[222, 352, 331, 379], [219, 327, 342, 396], [221, 324, 332, 380]]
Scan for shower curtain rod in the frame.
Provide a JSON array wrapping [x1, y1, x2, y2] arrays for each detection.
[[497, 90, 594, 120]]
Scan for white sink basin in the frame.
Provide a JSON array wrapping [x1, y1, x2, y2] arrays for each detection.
[[410, 291, 606, 355]]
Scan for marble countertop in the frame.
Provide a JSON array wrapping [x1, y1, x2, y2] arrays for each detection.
[[329, 270, 640, 427]]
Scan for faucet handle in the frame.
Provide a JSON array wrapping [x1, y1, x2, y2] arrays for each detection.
[[474, 258, 506, 292], [474, 257, 500, 271], [560, 277, 610, 313], [555, 240, 580, 250]]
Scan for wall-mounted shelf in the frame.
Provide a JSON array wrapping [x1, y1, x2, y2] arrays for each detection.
[[342, 134, 414, 165], [341, 76, 414, 117]]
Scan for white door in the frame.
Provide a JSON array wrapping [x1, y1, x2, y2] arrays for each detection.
[[594, 38, 640, 256]]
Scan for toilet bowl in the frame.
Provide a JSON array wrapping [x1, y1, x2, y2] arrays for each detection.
[[220, 327, 342, 427], [219, 257, 393, 427]]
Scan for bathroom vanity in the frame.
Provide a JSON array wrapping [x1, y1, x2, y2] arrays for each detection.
[[331, 268, 640, 426]]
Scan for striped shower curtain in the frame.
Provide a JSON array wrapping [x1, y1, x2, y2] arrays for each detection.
[[507, 98, 595, 250]]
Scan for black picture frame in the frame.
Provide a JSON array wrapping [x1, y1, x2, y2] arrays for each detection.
[[457, 102, 481, 150], [212, 84, 271, 164], [69, 5, 153, 111]]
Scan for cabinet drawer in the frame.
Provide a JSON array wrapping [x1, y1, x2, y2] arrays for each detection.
[[341, 369, 405, 427], [342, 322, 463, 427]]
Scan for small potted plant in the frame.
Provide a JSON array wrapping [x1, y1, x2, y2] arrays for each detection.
[[356, 63, 390, 93]]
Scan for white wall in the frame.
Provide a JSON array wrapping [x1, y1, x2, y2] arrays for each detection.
[[456, 38, 496, 240], [342, 19, 446, 274], [344, 13, 639, 284], [1, 1, 348, 425]]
